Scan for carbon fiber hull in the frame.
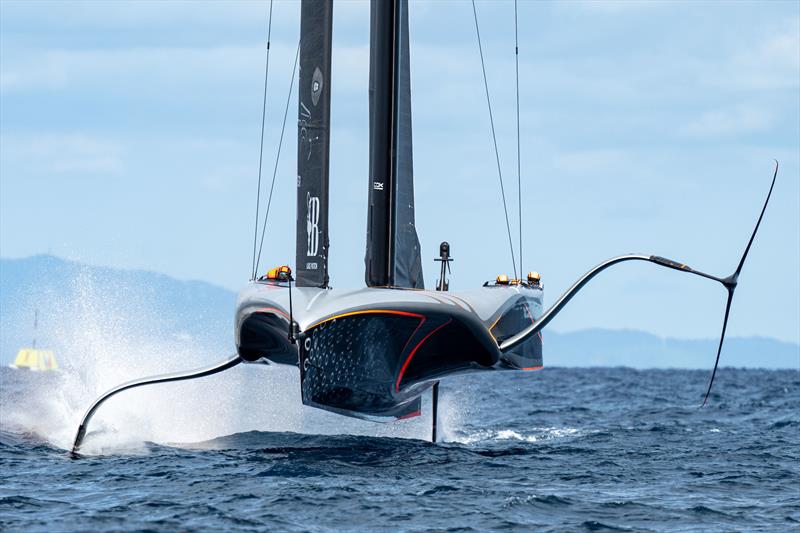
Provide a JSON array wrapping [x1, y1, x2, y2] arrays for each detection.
[[235, 282, 543, 420]]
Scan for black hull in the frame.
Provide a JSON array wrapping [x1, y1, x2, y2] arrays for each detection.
[[237, 291, 543, 422]]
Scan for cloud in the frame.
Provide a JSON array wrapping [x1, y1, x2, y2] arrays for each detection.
[[680, 104, 776, 139], [702, 21, 800, 92], [0, 44, 276, 93], [0, 40, 369, 101], [1, 133, 125, 176], [0, 52, 70, 91], [0, 1, 294, 39], [331, 45, 369, 93], [556, 0, 668, 13], [552, 148, 631, 176]]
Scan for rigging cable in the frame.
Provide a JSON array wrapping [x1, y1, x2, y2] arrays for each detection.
[[251, 0, 275, 280], [254, 40, 301, 278], [514, 0, 523, 279], [472, 0, 518, 281]]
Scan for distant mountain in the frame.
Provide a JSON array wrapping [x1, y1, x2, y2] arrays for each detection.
[[0, 255, 235, 366], [542, 329, 798, 370], [1, 255, 797, 369]]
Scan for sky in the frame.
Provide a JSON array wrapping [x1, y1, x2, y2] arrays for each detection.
[[1, 0, 798, 345]]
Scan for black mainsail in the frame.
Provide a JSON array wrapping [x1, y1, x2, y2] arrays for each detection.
[[296, 0, 333, 288], [365, 0, 424, 289]]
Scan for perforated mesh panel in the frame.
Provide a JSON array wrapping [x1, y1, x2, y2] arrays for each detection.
[[300, 313, 422, 417]]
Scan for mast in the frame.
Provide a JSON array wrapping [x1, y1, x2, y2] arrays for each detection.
[[365, 0, 424, 288], [296, 0, 333, 288]]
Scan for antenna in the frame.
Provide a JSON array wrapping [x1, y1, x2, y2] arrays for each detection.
[[472, 0, 518, 280], [254, 41, 301, 279], [288, 272, 297, 344], [251, 0, 274, 280], [514, 0, 523, 281]]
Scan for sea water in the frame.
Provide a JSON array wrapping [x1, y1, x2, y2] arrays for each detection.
[[1, 364, 798, 531]]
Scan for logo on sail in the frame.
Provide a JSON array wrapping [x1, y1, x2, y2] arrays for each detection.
[[307, 192, 320, 257], [311, 67, 324, 107]]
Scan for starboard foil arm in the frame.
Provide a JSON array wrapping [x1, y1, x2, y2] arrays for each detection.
[[71, 354, 243, 454], [499, 253, 723, 350], [500, 162, 779, 403]]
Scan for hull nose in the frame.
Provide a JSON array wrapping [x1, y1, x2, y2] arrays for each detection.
[[238, 310, 298, 365]]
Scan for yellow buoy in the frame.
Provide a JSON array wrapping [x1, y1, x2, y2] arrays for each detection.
[[10, 348, 59, 372]]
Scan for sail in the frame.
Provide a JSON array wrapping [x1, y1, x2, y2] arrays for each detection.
[[296, 0, 333, 288], [365, 0, 424, 289]]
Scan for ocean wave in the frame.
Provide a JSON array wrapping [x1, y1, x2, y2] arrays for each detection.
[[454, 426, 591, 445]]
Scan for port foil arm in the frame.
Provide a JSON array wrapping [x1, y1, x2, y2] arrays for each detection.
[[500, 162, 778, 405], [71, 354, 243, 455]]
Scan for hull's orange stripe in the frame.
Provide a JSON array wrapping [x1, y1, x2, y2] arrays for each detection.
[[520, 365, 543, 371], [491, 302, 536, 332], [254, 307, 290, 320], [395, 318, 453, 392], [523, 304, 536, 325], [308, 309, 424, 330], [399, 317, 428, 363]]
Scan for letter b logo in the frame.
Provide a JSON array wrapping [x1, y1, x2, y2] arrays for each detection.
[[307, 193, 320, 257]]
